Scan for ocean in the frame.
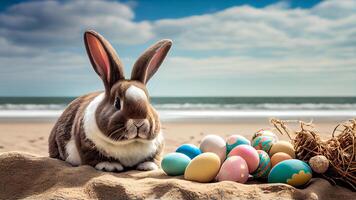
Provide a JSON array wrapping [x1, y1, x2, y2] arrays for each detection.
[[0, 97, 355, 121]]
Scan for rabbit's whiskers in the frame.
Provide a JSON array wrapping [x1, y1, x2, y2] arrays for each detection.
[[108, 126, 126, 138]]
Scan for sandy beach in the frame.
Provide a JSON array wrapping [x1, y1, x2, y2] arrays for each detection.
[[0, 120, 340, 156], [0, 118, 355, 200]]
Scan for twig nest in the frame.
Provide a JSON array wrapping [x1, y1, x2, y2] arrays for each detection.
[[309, 155, 329, 174]]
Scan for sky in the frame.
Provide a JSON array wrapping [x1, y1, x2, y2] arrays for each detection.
[[0, 0, 355, 97]]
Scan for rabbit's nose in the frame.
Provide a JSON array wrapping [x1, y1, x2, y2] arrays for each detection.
[[133, 119, 146, 128]]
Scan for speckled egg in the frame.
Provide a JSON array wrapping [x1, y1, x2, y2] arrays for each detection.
[[161, 153, 191, 176], [184, 152, 221, 183], [252, 136, 275, 153], [226, 135, 251, 154], [228, 144, 259, 173], [252, 150, 271, 179], [176, 144, 201, 159], [309, 155, 329, 174], [199, 135, 227, 162], [271, 152, 292, 167], [269, 141, 296, 158], [252, 130, 278, 142], [216, 156, 249, 183], [268, 159, 312, 187]]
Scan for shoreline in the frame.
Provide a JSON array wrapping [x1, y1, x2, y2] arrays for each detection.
[[0, 119, 345, 156], [0, 109, 354, 122]]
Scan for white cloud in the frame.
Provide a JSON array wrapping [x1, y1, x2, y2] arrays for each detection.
[[0, 0, 355, 96], [161, 56, 356, 79], [153, 0, 356, 61], [151, 0, 356, 85], [0, 0, 153, 55], [312, 0, 356, 19]]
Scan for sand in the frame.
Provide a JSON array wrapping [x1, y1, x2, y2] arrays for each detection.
[[0, 120, 354, 199], [0, 121, 338, 155]]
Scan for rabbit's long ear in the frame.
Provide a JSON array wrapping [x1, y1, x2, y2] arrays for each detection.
[[131, 39, 172, 84], [84, 30, 125, 90]]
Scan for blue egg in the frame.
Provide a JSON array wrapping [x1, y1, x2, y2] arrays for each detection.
[[176, 144, 201, 159], [268, 159, 312, 187], [226, 135, 250, 154], [161, 153, 191, 176]]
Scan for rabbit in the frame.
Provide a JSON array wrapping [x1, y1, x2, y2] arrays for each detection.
[[48, 30, 172, 172]]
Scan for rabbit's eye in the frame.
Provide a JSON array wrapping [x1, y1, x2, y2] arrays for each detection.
[[114, 97, 121, 110]]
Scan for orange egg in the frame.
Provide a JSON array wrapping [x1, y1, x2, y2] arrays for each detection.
[[271, 152, 292, 167]]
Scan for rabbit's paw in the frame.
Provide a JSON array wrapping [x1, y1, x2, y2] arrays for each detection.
[[136, 161, 158, 171], [95, 161, 124, 172]]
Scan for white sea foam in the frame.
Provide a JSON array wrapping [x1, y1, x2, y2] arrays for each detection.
[[153, 103, 356, 110], [0, 101, 355, 122], [1, 103, 356, 111], [0, 104, 66, 110], [158, 110, 356, 122], [0, 109, 354, 122]]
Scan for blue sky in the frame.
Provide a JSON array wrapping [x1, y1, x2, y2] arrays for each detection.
[[0, 0, 355, 97]]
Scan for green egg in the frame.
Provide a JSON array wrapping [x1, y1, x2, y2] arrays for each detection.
[[252, 150, 271, 179], [252, 136, 275, 153], [161, 152, 191, 176]]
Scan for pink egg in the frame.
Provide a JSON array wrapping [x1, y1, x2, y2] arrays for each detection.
[[216, 156, 249, 183], [228, 144, 259, 173]]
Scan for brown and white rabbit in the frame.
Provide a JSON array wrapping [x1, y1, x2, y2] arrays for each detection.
[[48, 30, 172, 172]]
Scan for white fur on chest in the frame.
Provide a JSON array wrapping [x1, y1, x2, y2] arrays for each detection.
[[83, 93, 163, 167]]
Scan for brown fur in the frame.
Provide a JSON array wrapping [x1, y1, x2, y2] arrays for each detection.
[[49, 92, 98, 161], [48, 30, 172, 170]]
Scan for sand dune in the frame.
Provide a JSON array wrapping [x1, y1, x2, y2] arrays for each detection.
[[0, 151, 354, 200]]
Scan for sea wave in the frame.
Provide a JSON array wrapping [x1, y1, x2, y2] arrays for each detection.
[[0, 110, 354, 122], [0, 103, 356, 111], [0, 104, 66, 110], [153, 103, 356, 110]]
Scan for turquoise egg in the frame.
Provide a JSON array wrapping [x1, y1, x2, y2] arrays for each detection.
[[252, 136, 275, 153], [268, 159, 312, 187], [252, 150, 271, 179], [176, 144, 201, 159], [226, 135, 251, 154], [161, 153, 191, 176]]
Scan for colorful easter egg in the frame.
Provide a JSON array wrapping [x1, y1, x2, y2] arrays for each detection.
[[268, 159, 312, 187], [184, 152, 221, 183], [200, 135, 227, 162], [252, 130, 278, 142], [216, 156, 249, 183], [161, 153, 191, 176], [269, 141, 295, 158], [252, 150, 271, 179], [176, 144, 201, 159], [226, 135, 251, 154], [309, 155, 329, 174], [251, 136, 275, 153], [228, 144, 259, 173], [271, 152, 292, 167]]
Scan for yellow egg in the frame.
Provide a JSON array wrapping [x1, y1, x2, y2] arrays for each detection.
[[269, 141, 295, 158], [184, 152, 221, 183]]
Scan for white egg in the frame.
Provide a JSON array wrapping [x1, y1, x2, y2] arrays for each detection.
[[199, 135, 227, 162], [309, 155, 329, 174]]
